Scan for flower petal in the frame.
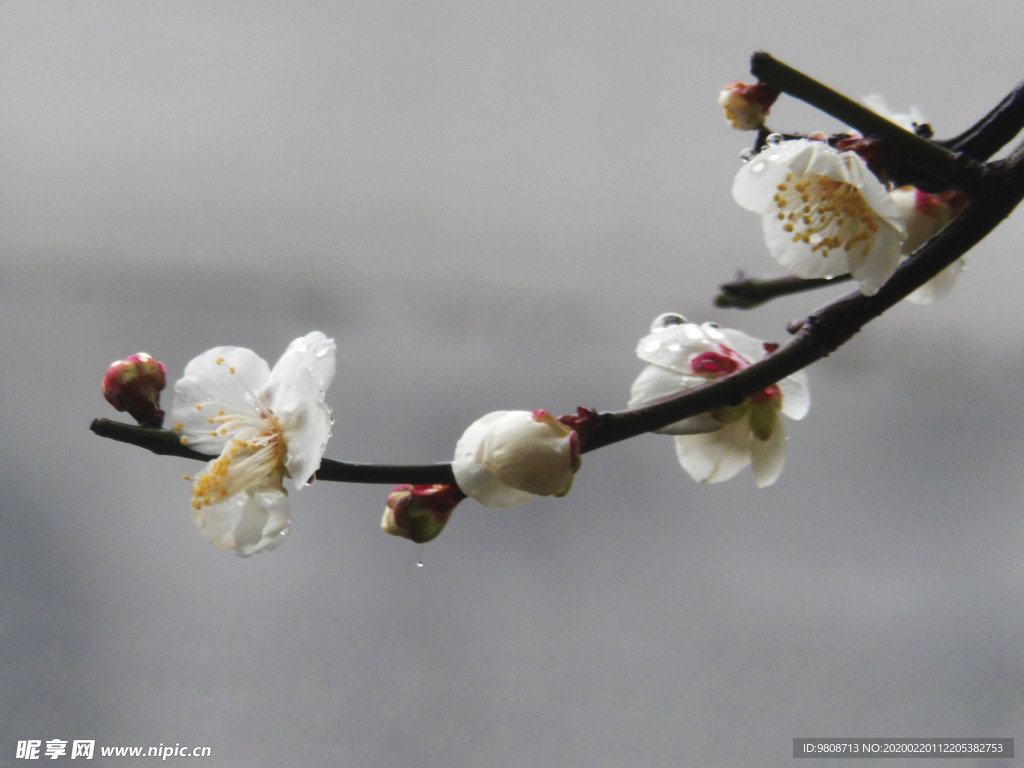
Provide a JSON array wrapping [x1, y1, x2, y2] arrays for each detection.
[[750, 420, 787, 488], [635, 323, 707, 371], [266, 332, 336, 487], [761, 215, 858, 280], [171, 346, 271, 452], [453, 412, 535, 508], [845, 223, 905, 295], [672, 419, 752, 484], [732, 140, 813, 213], [628, 365, 721, 434], [906, 260, 963, 304], [191, 487, 291, 557], [778, 370, 811, 421]]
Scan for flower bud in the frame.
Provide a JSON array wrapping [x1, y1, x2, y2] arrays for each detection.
[[102, 353, 167, 427], [452, 410, 582, 509], [381, 484, 461, 543], [718, 81, 778, 131], [890, 186, 967, 254]]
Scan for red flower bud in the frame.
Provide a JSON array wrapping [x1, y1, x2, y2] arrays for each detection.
[[102, 353, 167, 427]]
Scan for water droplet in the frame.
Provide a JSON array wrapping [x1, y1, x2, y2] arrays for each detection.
[[739, 148, 755, 163], [642, 339, 662, 353], [750, 161, 766, 175], [682, 325, 704, 340], [703, 323, 724, 340], [666, 342, 682, 352], [314, 346, 329, 358], [765, 132, 784, 146], [649, 312, 687, 332], [416, 559, 424, 568]]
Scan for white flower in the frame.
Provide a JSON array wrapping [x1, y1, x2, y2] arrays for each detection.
[[889, 186, 968, 304], [733, 138, 907, 295], [628, 314, 810, 488], [170, 331, 336, 556], [452, 410, 581, 509]]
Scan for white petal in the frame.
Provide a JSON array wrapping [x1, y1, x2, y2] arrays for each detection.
[[714, 325, 767, 363], [732, 140, 814, 213], [635, 323, 711, 371], [863, 94, 926, 134], [479, 412, 576, 497], [906, 260, 963, 304], [171, 346, 271, 452], [191, 487, 291, 557], [761, 214, 853, 279], [267, 331, 336, 396], [846, 224, 904, 295], [266, 332, 337, 487], [628, 365, 720, 435], [453, 412, 535, 508], [453, 461, 535, 509], [778, 370, 811, 421], [672, 419, 752, 484], [841, 158, 906, 237], [750, 420, 787, 488]]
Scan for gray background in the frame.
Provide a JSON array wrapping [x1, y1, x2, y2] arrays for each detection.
[[2, 2, 1023, 766]]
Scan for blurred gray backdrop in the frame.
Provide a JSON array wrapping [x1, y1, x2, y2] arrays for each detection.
[[2, 2, 1023, 766]]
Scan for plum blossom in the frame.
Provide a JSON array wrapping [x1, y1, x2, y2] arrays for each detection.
[[889, 186, 968, 304], [733, 138, 907, 295], [452, 410, 581, 509], [170, 332, 336, 556], [628, 314, 810, 488]]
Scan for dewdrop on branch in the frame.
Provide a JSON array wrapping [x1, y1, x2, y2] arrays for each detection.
[[628, 314, 810, 488], [102, 353, 168, 427], [452, 410, 584, 509], [381, 484, 462, 543], [170, 332, 336, 556]]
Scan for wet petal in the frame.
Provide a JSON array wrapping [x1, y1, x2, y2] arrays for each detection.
[[750, 420, 787, 488], [673, 419, 751, 484]]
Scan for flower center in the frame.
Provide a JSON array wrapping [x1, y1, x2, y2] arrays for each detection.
[[773, 172, 880, 258], [690, 348, 783, 429], [189, 416, 287, 510], [175, 357, 289, 510]]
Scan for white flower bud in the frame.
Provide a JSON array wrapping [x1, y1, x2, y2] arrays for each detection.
[[452, 410, 581, 509]]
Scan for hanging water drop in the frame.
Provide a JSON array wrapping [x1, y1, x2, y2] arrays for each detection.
[[649, 312, 687, 332], [765, 132, 784, 146], [739, 148, 755, 163]]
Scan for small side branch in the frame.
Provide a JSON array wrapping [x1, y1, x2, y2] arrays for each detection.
[[715, 273, 851, 309]]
